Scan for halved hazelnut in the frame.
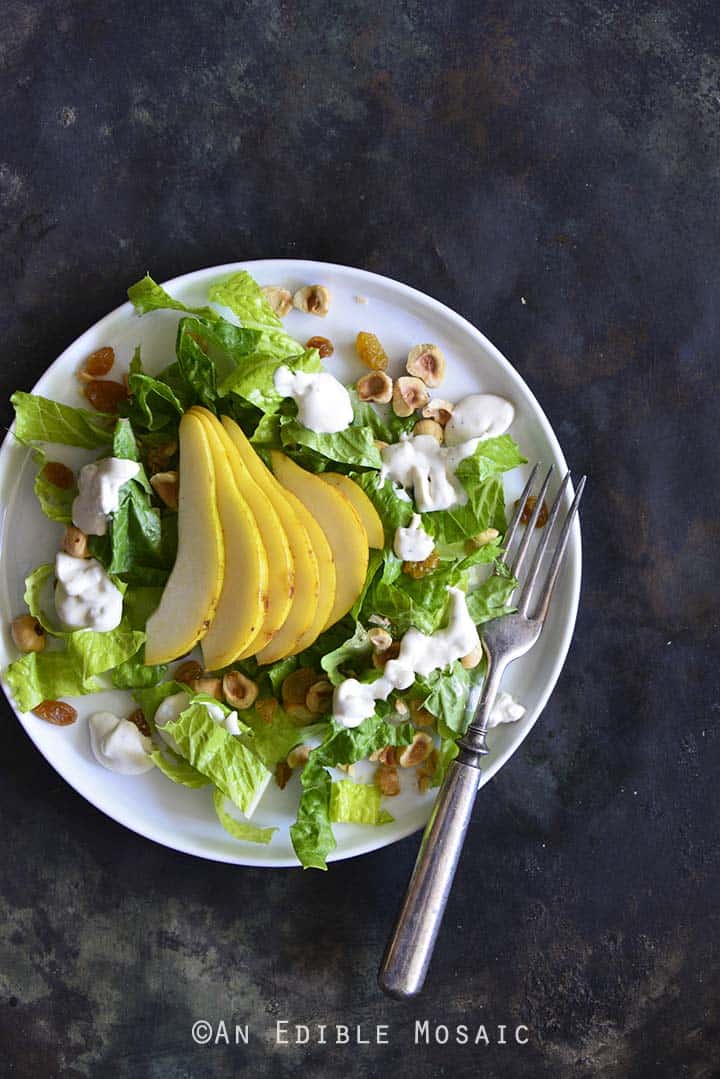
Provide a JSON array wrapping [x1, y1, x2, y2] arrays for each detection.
[[369, 745, 398, 766], [146, 440, 177, 474], [392, 376, 429, 417], [61, 525, 89, 559], [467, 527, 500, 550], [422, 398, 454, 427], [412, 419, 444, 443], [293, 285, 330, 317], [406, 344, 446, 387], [262, 286, 293, 317], [281, 668, 317, 708], [223, 670, 259, 710], [374, 763, 401, 796], [305, 679, 333, 715], [150, 471, 179, 510], [190, 676, 224, 700], [409, 699, 435, 727], [374, 439, 389, 452], [372, 640, 401, 669], [368, 627, 392, 653], [460, 643, 483, 670], [357, 371, 393, 404], [11, 614, 46, 654], [398, 731, 434, 768]]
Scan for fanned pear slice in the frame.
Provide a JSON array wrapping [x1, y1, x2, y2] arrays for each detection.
[[145, 412, 224, 665], [318, 473, 384, 548], [197, 417, 269, 669], [190, 408, 293, 657], [270, 451, 369, 630], [222, 417, 337, 657], [210, 413, 319, 663]]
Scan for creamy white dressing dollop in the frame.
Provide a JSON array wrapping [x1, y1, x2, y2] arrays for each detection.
[[380, 434, 479, 512], [333, 587, 480, 728], [273, 366, 353, 434], [89, 712, 155, 774], [487, 692, 526, 728], [72, 457, 140, 536], [54, 552, 124, 632], [393, 513, 435, 561], [444, 394, 514, 447]]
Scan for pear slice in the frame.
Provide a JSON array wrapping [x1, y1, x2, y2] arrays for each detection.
[[318, 473, 384, 548], [203, 412, 318, 663], [197, 417, 269, 669], [220, 416, 335, 660], [189, 408, 293, 657], [270, 451, 369, 629], [145, 412, 224, 664]]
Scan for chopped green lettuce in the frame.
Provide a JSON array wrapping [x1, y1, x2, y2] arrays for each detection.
[[11, 392, 114, 449], [150, 746, 211, 788], [213, 791, 276, 844], [127, 274, 218, 320], [162, 702, 270, 816], [208, 272, 303, 360], [218, 349, 321, 414], [321, 622, 372, 686], [329, 779, 394, 825], [280, 419, 382, 470]]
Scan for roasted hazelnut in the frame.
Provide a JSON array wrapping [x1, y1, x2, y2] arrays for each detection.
[[305, 679, 334, 715], [61, 525, 89, 559], [11, 614, 46, 653], [190, 676, 224, 700], [374, 763, 401, 796], [412, 418, 444, 443], [422, 399, 454, 427], [398, 731, 434, 768], [281, 668, 318, 708], [286, 744, 312, 769], [406, 344, 446, 387], [262, 286, 293, 317], [392, 376, 430, 417], [467, 527, 500, 549], [368, 627, 393, 653], [222, 670, 259, 710], [146, 440, 177, 474], [460, 643, 483, 670], [293, 285, 330, 316], [150, 471, 179, 510], [372, 640, 401, 669], [357, 370, 393, 404]]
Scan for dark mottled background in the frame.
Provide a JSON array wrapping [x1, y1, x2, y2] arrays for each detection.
[[1, 1, 719, 1076]]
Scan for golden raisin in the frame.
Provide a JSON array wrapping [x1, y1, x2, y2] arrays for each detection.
[[402, 549, 440, 579], [372, 640, 401, 669], [306, 336, 334, 358], [356, 331, 389, 371], [517, 495, 549, 528], [32, 700, 77, 726], [127, 708, 151, 737], [41, 461, 74, 489], [275, 761, 292, 790], [83, 380, 128, 414], [77, 346, 115, 382], [174, 660, 203, 685]]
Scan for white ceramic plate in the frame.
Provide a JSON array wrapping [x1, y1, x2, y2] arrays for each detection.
[[0, 260, 581, 867]]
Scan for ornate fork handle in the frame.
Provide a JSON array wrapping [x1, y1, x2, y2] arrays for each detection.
[[378, 652, 508, 999]]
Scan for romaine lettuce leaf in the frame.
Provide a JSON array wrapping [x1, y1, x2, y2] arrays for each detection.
[[3, 651, 99, 712], [218, 349, 321, 414], [127, 274, 218, 320], [465, 572, 517, 624], [208, 272, 303, 360], [124, 371, 186, 431], [11, 392, 114, 449], [329, 779, 394, 825], [242, 718, 328, 769], [415, 662, 472, 734], [320, 622, 372, 686], [280, 419, 382, 470], [132, 680, 187, 728], [150, 746, 211, 788], [32, 450, 76, 523], [23, 563, 62, 636], [350, 472, 414, 540], [111, 652, 167, 689], [163, 702, 270, 816], [213, 791, 276, 844], [66, 625, 145, 682], [291, 718, 415, 869]]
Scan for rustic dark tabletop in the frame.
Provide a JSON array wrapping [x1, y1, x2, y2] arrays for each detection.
[[1, 2, 719, 1077]]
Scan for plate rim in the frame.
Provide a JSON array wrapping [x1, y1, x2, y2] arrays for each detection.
[[0, 258, 582, 868]]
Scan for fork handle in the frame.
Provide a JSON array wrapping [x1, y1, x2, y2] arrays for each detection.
[[378, 758, 481, 999]]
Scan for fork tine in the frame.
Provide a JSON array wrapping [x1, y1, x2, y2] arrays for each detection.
[[532, 475, 586, 622], [497, 463, 540, 567], [509, 465, 554, 580], [517, 471, 572, 615]]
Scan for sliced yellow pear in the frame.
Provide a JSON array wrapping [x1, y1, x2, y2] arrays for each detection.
[[318, 473, 384, 548], [190, 408, 293, 657], [220, 416, 335, 660], [197, 418, 269, 669], [273, 483, 336, 655], [145, 412, 224, 664], [270, 451, 369, 629]]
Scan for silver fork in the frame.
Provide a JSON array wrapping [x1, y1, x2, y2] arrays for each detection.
[[378, 464, 586, 999]]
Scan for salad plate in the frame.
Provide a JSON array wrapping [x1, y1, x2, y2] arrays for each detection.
[[0, 259, 581, 867]]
